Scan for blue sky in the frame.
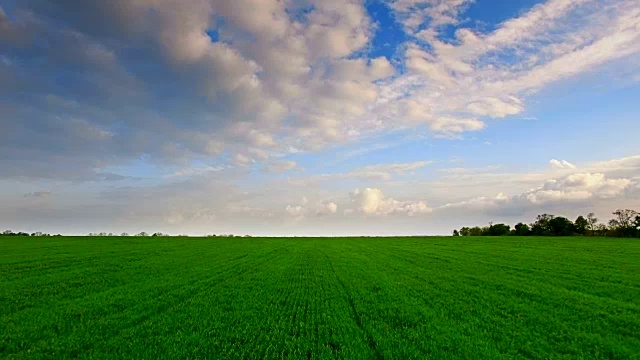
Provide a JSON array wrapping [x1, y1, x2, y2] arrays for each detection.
[[1, 0, 639, 235]]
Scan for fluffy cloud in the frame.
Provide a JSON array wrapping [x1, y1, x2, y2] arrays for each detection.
[[430, 117, 485, 134], [350, 188, 432, 216], [441, 172, 633, 210], [550, 159, 577, 169], [316, 202, 338, 216], [285, 197, 338, 220], [374, 0, 640, 138], [1, 1, 639, 237], [525, 173, 631, 204], [586, 156, 640, 173], [285, 204, 306, 220], [390, 0, 474, 31], [1, 0, 637, 181], [0, 0, 386, 179]]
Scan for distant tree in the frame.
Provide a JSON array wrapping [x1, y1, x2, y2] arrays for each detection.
[[152, 232, 164, 237], [8, 231, 29, 236], [459, 227, 470, 236], [614, 209, 637, 227], [487, 223, 511, 236], [609, 209, 639, 237], [531, 214, 555, 236], [548, 216, 575, 236], [137, 232, 148, 237], [513, 223, 531, 236], [574, 216, 589, 235], [586, 213, 598, 235], [121, 232, 129, 237], [468, 227, 485, 236], [593, 223, 609, 237], [452, 229, 460, 237]]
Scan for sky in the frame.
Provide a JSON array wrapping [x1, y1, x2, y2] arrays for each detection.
[[1, 0, 639, 236]]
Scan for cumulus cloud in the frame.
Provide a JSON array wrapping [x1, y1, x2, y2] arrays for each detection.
[[350, 188, 432, 216], [0, 0, 385, 179], [525, 173, 631, 204], [1, 1, 639, 236], [550, 159, 577, 169], [587, 156, 640, 173], [285, 197, 338, 220], [316, 202, 338, 216], [440, 172, 633, 211], [0, 0, 636, 181], [285, 204, 306, 220]]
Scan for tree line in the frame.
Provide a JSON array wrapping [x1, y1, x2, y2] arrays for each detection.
[[1, 231, 62, 237], [453, 209, 640, 237]]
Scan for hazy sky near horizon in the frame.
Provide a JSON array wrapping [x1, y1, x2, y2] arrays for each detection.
[[1, 0, 639, 235]]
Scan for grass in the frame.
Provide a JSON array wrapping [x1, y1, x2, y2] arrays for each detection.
[[1, 236, 639, 359]]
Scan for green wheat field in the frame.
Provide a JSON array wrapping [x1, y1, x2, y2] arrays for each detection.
[[1, 236, 639, 359]]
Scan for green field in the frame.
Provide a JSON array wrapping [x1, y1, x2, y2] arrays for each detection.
[[1, 237, 639, 359]]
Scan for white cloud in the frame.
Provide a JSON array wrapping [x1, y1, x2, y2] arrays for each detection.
[[350, 187, 432, 216], [467, 97, 523, 118], [390, 0, 475, 32], [285, 204, 305, 220], [440, 172, 633, 210], [550, 159, 577, 169], [441, 192, 510, 210], [375, 0, 640, 139], [430, 117, 485, 134], [285, 197, 338, 220], [2, 0, 639, 179], [316, 201, 338, 216], [526, 173, 631, 204], [2, 2, 640, 236], [233, 153, 252, 167], [587, 156, 640, 173]]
